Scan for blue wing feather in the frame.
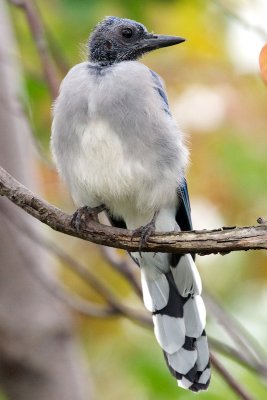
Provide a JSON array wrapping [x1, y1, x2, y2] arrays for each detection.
[[150, 69, 193, 233], [150, 69, 171, 116], [176, 178, 193, 231]]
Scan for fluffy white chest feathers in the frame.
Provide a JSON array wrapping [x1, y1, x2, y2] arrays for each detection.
[[51, 61, 188, 221], [71, 119, 151, 213]]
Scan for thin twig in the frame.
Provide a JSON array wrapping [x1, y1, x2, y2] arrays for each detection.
[[9, 0, 59, 99], [209, 338, 267, 379], [100, 246, 142, 297], [205, 294, 267, 370], [28, 271, 118, 319], [50, 244, 151, 326], [1, 210, 117, 318], [211, 353, 256, 400], [0, 204, 151, 327], [213, 0, 267, 42], [45, 26, 70, 75]]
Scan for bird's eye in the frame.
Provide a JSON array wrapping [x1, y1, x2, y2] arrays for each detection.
[[105, 40, 112, 49], [121, 28, 133, 39]]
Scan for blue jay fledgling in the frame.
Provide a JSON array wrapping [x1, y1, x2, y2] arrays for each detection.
[[51, 16, 210, 392]]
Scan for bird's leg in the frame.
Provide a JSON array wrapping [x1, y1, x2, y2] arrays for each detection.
[[132, 210, 159, 255], [71, 204, 106, 231]]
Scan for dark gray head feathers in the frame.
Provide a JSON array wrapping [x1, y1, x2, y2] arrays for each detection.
[[88, 16, 149, 66]]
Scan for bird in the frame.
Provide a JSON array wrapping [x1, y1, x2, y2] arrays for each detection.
[[51, 16, 210, 392]]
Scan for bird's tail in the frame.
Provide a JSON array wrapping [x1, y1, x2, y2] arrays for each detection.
[[140, 254, 210, 392]]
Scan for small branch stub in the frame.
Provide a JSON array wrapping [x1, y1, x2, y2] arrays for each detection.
[[257, 217, 267, 225]]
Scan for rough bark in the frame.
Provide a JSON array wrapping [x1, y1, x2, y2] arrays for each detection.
[[0, 2, 91, 399]]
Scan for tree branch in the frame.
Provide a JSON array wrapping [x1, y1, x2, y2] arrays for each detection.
[[1, 165, 267, 255], [0, 203, 150, 327], [9, 0, 59, 99], [205, 294, 267, 369], [210, 353, 255, 400], [100, 246, 142, 297], [213, 0, 267, 42]]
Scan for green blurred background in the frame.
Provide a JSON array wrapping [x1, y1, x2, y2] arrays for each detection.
[[7, 0, 267, 398]]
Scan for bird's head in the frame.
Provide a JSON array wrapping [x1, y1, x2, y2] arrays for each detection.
[[88, 16, 185, 66]]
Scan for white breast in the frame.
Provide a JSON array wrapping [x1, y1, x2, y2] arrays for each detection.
[[69, 119, 150, 211]]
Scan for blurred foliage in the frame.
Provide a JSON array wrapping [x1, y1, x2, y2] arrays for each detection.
[[7, 0, 267, 399]]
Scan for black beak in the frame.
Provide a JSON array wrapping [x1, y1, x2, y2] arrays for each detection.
[[141, 33, 186, 51]]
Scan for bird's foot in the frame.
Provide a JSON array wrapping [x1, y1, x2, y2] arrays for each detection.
[[71, 204, 106, 231], [132, 211, 159, 256]]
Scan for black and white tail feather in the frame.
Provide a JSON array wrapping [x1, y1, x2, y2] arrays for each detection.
[[109, 179, 211, 392], [141, 255, 210, 392]]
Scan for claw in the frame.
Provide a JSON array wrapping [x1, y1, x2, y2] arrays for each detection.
[[132, 211, 159, 256], [71, 204, 106, 231]]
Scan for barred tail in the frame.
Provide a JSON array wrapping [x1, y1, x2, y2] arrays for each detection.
[[140, 254, 211, 392]]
